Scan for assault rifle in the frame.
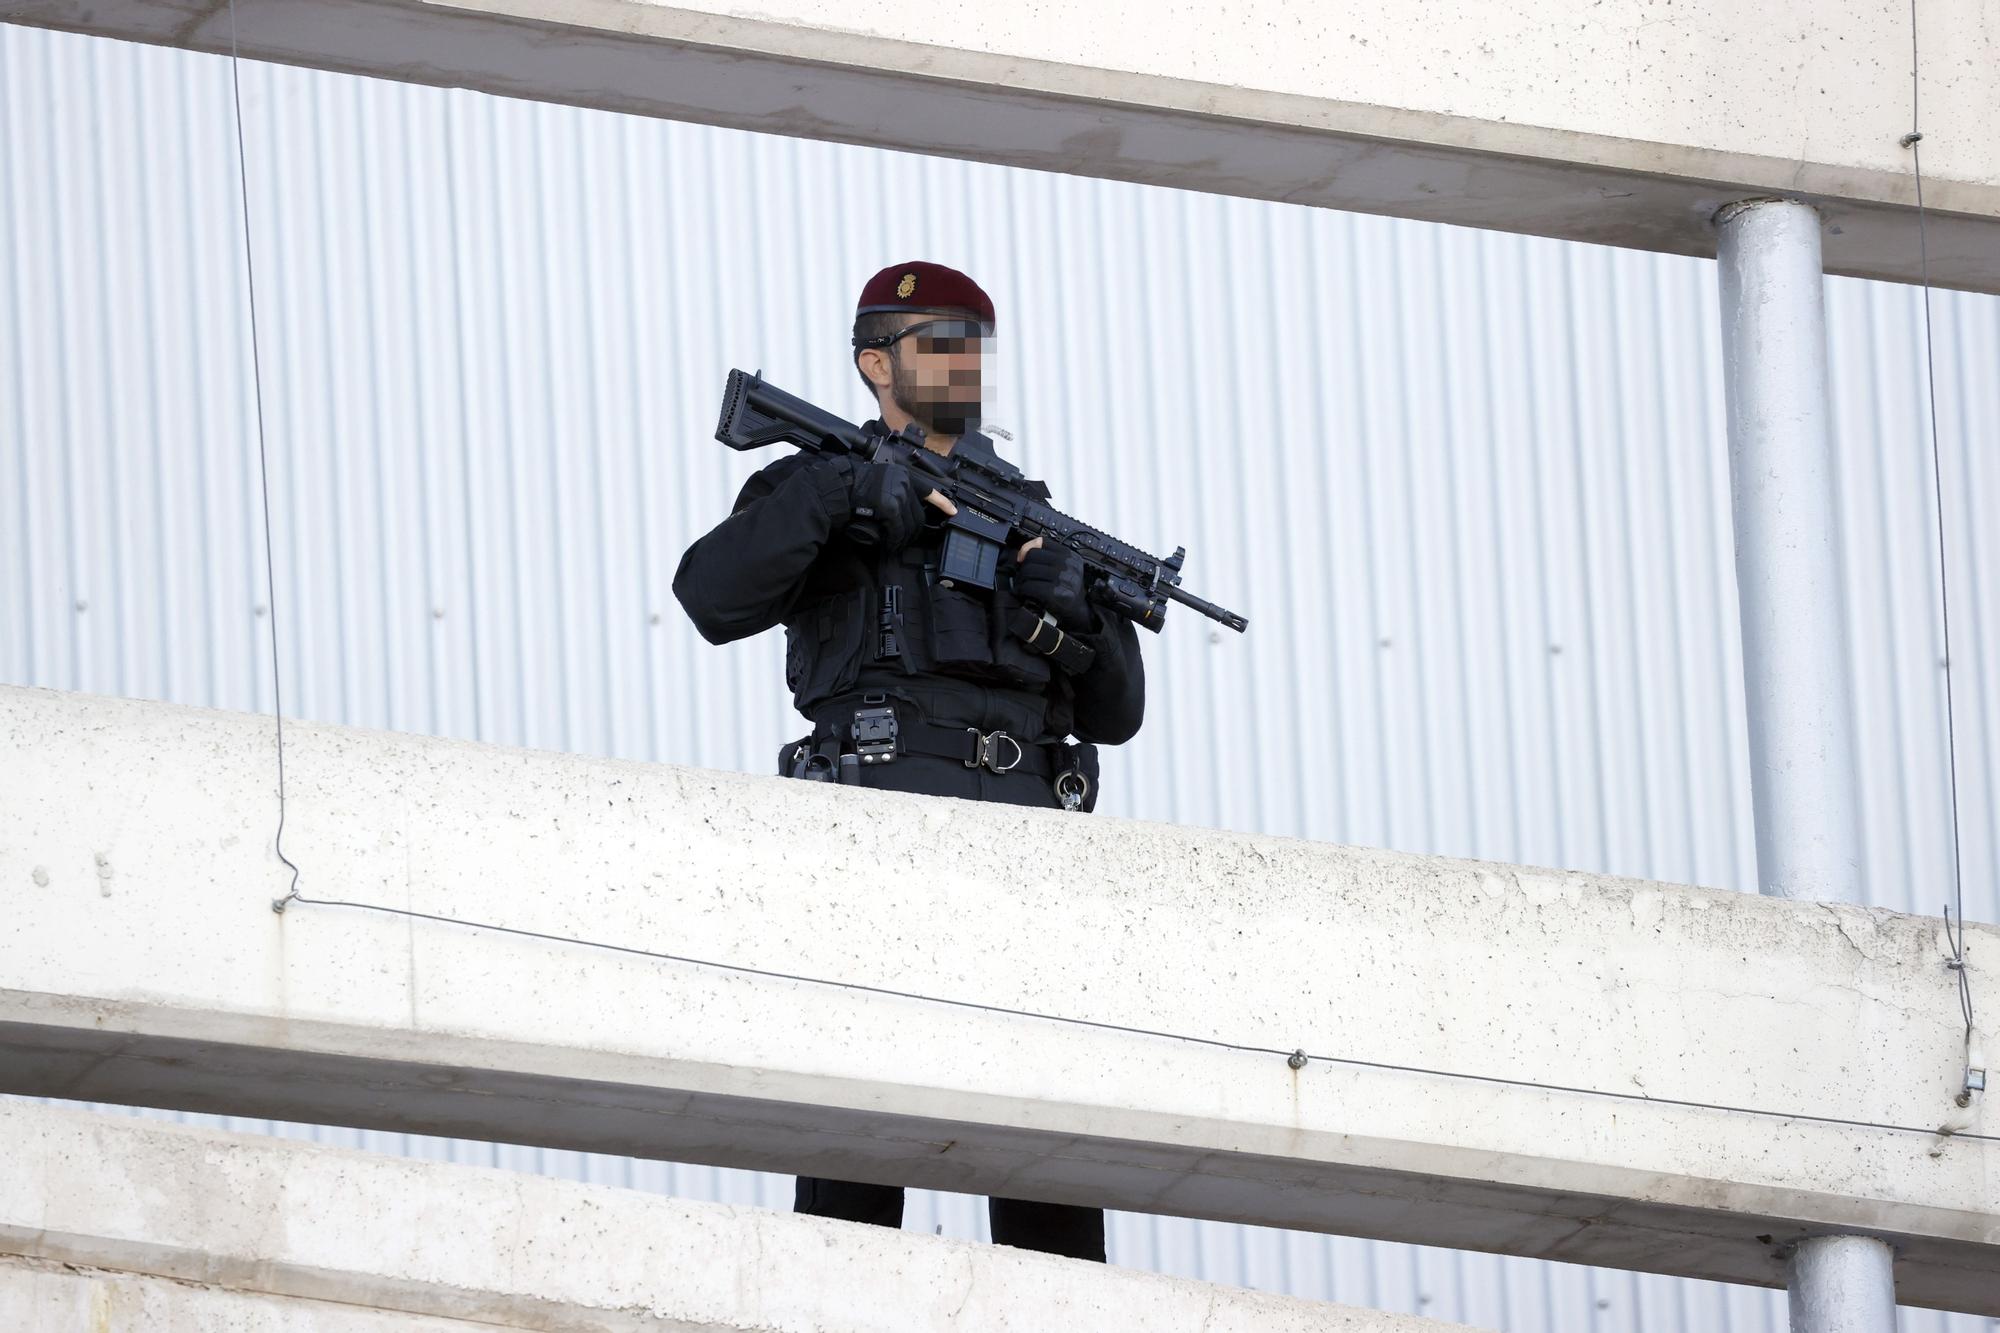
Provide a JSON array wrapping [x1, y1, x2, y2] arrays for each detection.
[[715, 369, 1248, 635]]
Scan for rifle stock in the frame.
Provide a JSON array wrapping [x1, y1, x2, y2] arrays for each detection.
[[716, 369, 870, 455]]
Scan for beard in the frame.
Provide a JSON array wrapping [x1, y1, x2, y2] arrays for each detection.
[[889, 353, 982, 437]]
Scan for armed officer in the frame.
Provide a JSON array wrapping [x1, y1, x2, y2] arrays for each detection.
[[672, 260, 1144, 1262]]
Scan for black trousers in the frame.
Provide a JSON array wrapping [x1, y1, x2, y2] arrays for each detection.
[[781, 743, 1106, 1262], [794, 1176, 1106, 1262]]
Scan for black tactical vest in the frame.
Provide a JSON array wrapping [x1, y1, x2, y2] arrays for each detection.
[[780, 445, 1069, 733]]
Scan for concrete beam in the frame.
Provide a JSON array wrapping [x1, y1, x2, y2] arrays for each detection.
[[2, 685, 1997, 1313], [3, 0, 1997, 292], [0, 1101, 1472, 1332], [3, 1260, 516, 1333]]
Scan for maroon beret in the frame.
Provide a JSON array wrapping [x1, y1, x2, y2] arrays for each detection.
[[855, 261, 995, 328]]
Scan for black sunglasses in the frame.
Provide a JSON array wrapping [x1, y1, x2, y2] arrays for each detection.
[[852, 317, 993, 355]]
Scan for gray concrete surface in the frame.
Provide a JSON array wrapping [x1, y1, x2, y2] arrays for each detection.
[[2, 0, 1995, 290], [2, 685, 1997, 1311], [0, 1101, 1483, 1332]]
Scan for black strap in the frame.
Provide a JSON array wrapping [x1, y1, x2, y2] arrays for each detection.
[[902, 717, 1054, 777], [811, 708, 1057, 778], [1007, 607, 1096, 674]]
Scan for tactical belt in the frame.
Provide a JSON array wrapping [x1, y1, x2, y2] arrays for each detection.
[[810, 705, 1056, 778], [791, 698, 1094, 810]]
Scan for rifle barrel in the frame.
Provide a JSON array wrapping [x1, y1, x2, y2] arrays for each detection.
[[1164, 582, 1249, 632]]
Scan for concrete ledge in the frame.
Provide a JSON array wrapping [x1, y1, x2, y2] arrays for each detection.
[[2, 0, 1997, 291], [1, 1257, 502, 1333], [2, 685, 1998, 1313], [0, 1101, 1478, 1332]]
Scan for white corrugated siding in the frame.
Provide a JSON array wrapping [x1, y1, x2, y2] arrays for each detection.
[[4, 23, 1998, 1333]]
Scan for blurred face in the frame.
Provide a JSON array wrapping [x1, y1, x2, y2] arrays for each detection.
[[867, 311, 991, 437]]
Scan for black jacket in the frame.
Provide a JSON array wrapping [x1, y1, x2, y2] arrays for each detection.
[[673, 433, 1144, 746]]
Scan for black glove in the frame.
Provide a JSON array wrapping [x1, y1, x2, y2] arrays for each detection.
[[845, 461, 929, 552], [1013, 542, 1093, 632]]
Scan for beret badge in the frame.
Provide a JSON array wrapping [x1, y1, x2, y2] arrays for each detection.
[[896, 272, 918, 299]]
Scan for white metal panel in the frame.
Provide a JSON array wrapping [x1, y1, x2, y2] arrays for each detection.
[[4, 23, 1997, 1332]]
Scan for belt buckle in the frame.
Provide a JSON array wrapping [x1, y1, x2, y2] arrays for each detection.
[[851, 706, 899, 764], [964, 727, 1023, 774]]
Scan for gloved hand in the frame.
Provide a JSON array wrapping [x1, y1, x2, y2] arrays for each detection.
[[1012, 540, 1093, 632], [844, 461, 930, 552]]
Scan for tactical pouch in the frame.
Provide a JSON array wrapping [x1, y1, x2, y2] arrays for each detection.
[[918, 559, 1054, 692], [926, 581, 999, 672], [784, 587, 869, 710], [780, 737, 828, 781], [986, 588, 1057, 688], [780, 736, 851, 784]]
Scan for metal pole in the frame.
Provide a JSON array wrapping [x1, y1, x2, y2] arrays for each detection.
[[1714, 198, 1866, 906], [1787, 1236, 1898, 1333], [1715, 197, 1894, 1331]]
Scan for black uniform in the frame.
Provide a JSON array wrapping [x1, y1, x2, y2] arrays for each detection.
[[672, 423, 1144, 1262]]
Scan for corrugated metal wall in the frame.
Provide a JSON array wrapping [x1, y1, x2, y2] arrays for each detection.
[[4, 23, 1998, 1332]]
